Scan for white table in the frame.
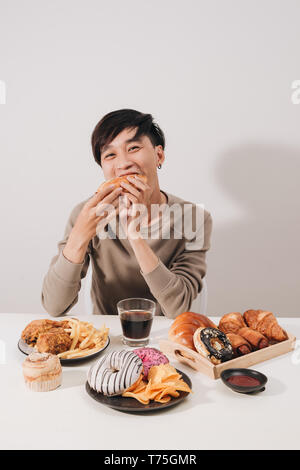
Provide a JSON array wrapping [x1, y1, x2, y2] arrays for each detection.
[[0, 313, 299, 450]]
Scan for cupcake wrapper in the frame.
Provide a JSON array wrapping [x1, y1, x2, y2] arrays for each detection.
[[25, 374, 61, 392]]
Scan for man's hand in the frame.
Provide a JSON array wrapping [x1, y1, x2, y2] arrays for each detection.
[[120, 175, 152, 208], [63, 184, 122, 263], [118, 175, 152, 240], [118, 194, 142, 240]]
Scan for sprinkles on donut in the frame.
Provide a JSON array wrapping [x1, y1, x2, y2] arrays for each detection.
[[133, 347, 169, 379], [193, 327, 233, 364]]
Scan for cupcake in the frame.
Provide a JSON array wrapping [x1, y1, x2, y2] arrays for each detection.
[[22, 352, 62, 392]]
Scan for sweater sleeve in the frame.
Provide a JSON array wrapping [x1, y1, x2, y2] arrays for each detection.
[[140, 210, 213, 319], [41, 201, 92, 317]]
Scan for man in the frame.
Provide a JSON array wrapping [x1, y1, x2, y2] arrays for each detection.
[[41, 109, 212, 318]]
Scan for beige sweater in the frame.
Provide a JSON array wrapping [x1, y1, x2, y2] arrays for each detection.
[[41, 191, 212, 319]]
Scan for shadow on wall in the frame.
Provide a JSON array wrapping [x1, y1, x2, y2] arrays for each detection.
[[207, 142, 300, 317]]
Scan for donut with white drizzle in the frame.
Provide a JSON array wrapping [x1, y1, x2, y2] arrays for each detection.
[[87, 350, 143, 396]]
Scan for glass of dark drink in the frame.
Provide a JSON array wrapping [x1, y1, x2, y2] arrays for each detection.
[[117, 298, 156, 347]]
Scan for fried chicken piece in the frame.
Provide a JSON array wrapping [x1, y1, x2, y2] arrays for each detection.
[[36, 328, 72, 355], [21, 319, 62, 345]]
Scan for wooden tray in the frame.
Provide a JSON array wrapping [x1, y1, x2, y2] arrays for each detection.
[[159, 331, 296, 379]]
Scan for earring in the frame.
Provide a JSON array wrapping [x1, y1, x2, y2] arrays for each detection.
[[158, 164, 162, 169]]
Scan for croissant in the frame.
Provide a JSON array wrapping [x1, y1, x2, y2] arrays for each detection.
[[226, 333, 252, 357], [243, 309, 287, 342], [168, 312, 217, 351], [238, 327, 269, 350], [218, 312, 247, 335]]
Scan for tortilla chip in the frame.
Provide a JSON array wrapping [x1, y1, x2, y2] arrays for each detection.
[[148, 364, 180, 383], [122, 390, 150, 405], [125, 374, 144, 392], [122, 362, 191, 405]]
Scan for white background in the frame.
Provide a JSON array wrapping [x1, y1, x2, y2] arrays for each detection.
[[0, 0, 299, 316]]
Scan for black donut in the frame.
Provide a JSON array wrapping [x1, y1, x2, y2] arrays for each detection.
[[194, 327, 233, 363]]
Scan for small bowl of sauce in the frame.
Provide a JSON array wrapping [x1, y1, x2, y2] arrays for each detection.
[[220, 368, 267, 394]]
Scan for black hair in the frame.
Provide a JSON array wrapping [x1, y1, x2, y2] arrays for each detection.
[[91, 108, 165, 167]]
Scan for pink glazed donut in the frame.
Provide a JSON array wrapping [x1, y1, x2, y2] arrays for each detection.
[[134, 347, 169, 379]]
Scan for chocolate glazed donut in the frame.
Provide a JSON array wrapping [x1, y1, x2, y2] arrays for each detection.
[[193, 327, 233, 365]]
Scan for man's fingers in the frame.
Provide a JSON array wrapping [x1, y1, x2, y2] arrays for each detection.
[[118, 199, 130, 221], [95, 196, 120, 219], [95, 205, 120, 237], [119, 180, 140, 198], [102, 186, 123, 204], [126, 175, 150, 191], [86, 184, 120, 208], [124, 193, 139, 205], [95, 188, 128, 219]]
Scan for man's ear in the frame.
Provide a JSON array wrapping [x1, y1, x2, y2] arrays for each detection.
[[155, 145, 165, 166]]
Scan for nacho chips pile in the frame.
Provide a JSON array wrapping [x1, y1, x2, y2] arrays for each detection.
[[122, 363, 192, 404]]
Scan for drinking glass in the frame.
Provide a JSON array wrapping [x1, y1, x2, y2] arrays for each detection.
[[117, 298, 156, 347]]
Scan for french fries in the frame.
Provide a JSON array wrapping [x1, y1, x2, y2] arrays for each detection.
[[57, 318, 109, 359]]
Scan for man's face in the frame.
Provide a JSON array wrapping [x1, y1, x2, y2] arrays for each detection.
[[100, 127, 164, 189]]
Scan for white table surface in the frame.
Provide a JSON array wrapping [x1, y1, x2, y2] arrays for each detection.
[[0, 313, 299, 450]]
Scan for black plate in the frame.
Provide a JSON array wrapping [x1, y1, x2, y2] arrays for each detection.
[[18, 337, 110, 365], [86, 368, 192, 412], [220, 368, 268, 394]]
